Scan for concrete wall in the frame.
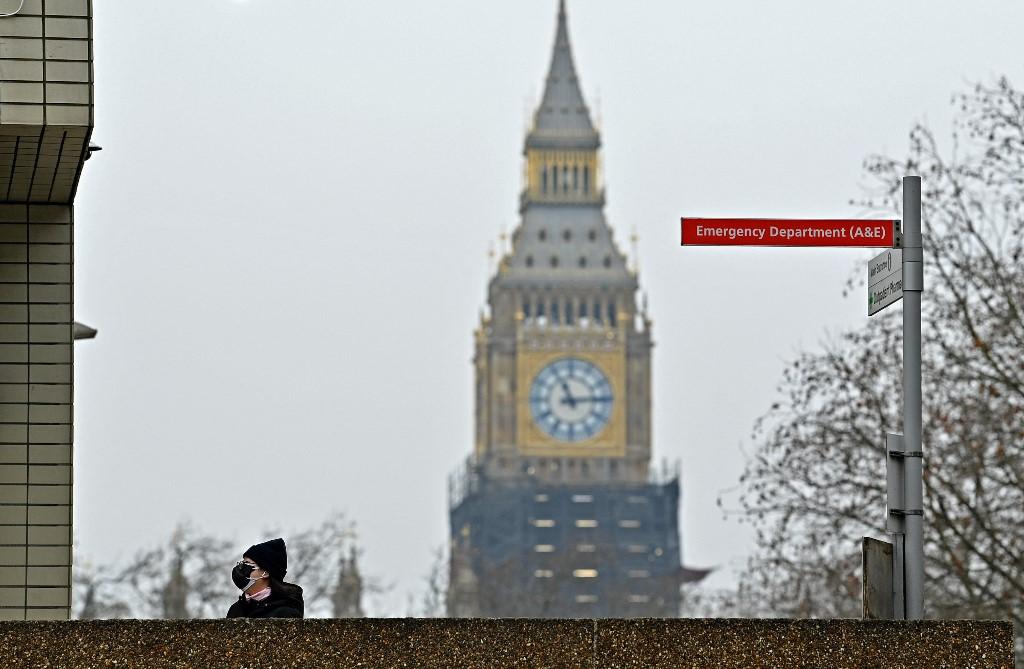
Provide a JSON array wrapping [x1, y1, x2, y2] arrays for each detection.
[[0, 618, 1014, 668], [0, 0, 92, 621]]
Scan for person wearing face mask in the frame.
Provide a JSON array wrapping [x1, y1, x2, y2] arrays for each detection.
[[226, 537, 304, 618]]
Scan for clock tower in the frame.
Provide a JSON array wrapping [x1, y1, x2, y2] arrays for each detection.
[[448, 1, 706, 618]]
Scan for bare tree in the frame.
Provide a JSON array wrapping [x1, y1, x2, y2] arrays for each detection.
[[420, 544, 449, 617], [723, 77, 1024, 653], [72, 552, 132, 620]]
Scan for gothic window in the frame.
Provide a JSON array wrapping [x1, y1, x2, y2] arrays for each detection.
[[539, 229, 547, 241], [563, 229, 571, 242], [541, 167, 548, 194], [583, 166, 590, 194]]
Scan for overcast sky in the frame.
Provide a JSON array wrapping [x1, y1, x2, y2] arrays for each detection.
[[72, 0, 1024, 614]]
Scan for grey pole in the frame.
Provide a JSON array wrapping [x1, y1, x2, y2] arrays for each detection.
[[902, 176, 924, 619]]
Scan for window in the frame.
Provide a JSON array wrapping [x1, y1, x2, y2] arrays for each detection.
[[539, 229, 547, 241], [588, 228, 597, 242], [532, 519, 555, 528], [563, 229, 571, 241], [541, 167, 548, 194], [576, 594, 598, 603], [535, 569, 554, 578], [550, 256, 559, 268], [603, 255, 612, 268], [572, 165, 579, 191], [535, 494, 549, 502], [572, 494, 593, 503], [522, 299, 531, 318], [534, 544, 555, 553], [627, 496, 648, 504], [575, 519, 598, 528], [628, 570, 650, 578], [576, 544, 596, 553], [619, 520, 641, 529], [573, 569, 598, 578], [552, 167, 559, 192], [608, 300, 617, 327], [593, 300, 602, 324], [551, 301, 560, 324], [525, 255, 534, 268], [565, 302, 575, 325], [627, 544, 648, 554], [562, 165, 569, 192], [627, 594, 650, 604]]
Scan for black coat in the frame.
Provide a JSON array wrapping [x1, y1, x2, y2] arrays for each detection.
[[226, 580, 304, 619]]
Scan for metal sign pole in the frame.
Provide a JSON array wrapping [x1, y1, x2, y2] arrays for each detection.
[[902, 176, 924, 619], [886, 432, 906, 619]]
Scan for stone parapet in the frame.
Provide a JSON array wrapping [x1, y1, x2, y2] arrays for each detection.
[[0, 618, 1013, 668]]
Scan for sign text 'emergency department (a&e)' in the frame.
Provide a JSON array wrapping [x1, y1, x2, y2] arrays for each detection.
[[680, 218, 899, 248]]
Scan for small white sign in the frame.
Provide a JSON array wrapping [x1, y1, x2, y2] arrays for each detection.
[[868, 249, 903, 316]]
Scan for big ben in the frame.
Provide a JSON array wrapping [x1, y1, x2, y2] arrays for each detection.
[[448, 1, 707, 617]]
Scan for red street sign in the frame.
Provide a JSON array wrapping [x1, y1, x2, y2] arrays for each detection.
[[681, 218, 900, 248]]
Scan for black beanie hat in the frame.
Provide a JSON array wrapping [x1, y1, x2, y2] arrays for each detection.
[[244, 538, 287, 581]]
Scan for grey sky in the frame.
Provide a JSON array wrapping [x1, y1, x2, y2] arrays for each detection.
[[73, 1, 1024, 613]]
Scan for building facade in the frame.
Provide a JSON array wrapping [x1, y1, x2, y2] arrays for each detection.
[[448, 1, 705, 618], [0, 0, 94, 621]]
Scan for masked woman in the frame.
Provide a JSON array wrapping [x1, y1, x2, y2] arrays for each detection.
[[226, 537, 304, 618]]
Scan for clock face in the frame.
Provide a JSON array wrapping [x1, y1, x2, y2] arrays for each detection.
[[529, 357, 614, 442]]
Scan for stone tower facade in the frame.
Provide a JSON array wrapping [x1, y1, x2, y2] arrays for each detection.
[[473, 0, 651, 485], [0, 0, 94, 621], [449, 1, 704, 618]]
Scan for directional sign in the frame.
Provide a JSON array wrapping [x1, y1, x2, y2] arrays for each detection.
[[868, 248, 903, 316], [680, 218, 901, 248]]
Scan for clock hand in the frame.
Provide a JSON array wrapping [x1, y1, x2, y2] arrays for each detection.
[[560, 395, 612, 404], [560, 381, 577, 408]]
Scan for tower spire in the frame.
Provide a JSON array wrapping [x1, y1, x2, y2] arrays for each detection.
[[525, 0, 599, 150]]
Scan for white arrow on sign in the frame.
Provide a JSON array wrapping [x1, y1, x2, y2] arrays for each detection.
[[868, 248, 903, 316]]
